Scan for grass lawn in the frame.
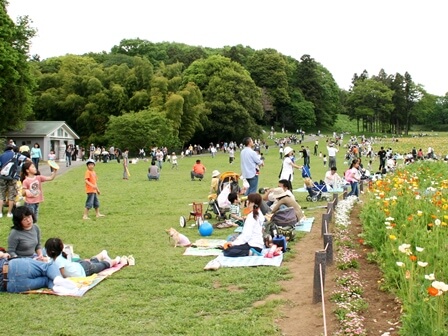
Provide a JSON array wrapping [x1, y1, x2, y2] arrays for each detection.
[[2, 131, 446, 335]]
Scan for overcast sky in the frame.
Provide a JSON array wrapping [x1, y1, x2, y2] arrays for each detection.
[[6, 0, 448, 96]]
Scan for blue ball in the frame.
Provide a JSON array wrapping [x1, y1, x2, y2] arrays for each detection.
[[199, 222, 213, 236]]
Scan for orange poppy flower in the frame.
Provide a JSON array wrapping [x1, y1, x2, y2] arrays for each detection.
[[410, 255, 417, 262], [428, 286, 439, 296]]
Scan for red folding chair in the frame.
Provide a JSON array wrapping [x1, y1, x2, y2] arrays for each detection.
[[189, 202, 203, 221]]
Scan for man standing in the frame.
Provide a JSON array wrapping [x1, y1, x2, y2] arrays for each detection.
[[378, 147, 387, 171], [240, 137, 263, 195], [327, 143, 338, 169]]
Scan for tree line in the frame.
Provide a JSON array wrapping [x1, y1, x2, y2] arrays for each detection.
[[2, 2, 447, 151]]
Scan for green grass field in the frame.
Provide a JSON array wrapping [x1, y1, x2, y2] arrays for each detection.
[[2, 129, 448, 335]]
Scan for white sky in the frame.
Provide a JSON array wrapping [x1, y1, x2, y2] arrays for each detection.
[[6, 0, 448, 96]]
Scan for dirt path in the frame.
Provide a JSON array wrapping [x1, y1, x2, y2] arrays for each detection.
[[265, 203, 401, 336]]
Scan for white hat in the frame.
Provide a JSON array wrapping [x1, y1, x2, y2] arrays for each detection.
[[212, 170, 220, 178], [283, 146, 294, 156], [272, 187, 289, 199]]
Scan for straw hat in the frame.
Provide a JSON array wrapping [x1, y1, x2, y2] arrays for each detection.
[[283, 146, 294, 156], [212, 170, 220, 178], [271, 187, 289, 199]]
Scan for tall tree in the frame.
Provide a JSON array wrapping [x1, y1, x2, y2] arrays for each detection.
[[183, 55, 263, 143], [0, 1, 36, 133]]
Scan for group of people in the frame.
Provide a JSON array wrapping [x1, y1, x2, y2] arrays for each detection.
[[0, 206, 123, 293], [0, 148, 129, 292]]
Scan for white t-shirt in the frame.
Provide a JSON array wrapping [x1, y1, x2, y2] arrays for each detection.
[[280, 156, 294, 181], [327, 146, 338, 157]]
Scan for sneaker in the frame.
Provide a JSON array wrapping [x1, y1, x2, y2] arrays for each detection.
[[96, 214, 105, 218], [82, 216, 90, 220], [120, 256, 128, 265], [204, 259, 220, 271], [100, 250, 110, 261], [7, 213, 13, 218], [127, 255, 135, 266], [114, 256, 121, 264]]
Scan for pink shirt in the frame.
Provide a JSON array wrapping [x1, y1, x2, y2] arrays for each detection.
[[23, 175, 47, 204]]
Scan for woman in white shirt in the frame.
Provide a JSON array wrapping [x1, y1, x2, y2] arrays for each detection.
[[223, 193, 265, 257], [279, 146, 302, 189]]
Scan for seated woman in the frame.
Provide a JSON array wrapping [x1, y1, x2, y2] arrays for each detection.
[[45, 238, 120, 277], [7, 206, 44, 260], [223, 193, 264, 257], [266, 187, 305, 223], [0, 250, 63, 293]]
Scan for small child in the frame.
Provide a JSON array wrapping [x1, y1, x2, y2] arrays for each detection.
[[228, 192, 245, 226], [21, 161, 57, 221], [323, 154, 327, 166], [171, 152, 178, 169], [82, 159, 105, 220], [210, 170, 220, 193], [45, 237, 121, 277], [48, 150, 56, 172]]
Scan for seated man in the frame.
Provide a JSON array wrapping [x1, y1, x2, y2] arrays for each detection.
[[324, 167, 342, 189], [147, 161, 160, 181], [191, 159, 206, 181]]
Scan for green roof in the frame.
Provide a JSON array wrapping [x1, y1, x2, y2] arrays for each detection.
[[5, 121, 79, 139]]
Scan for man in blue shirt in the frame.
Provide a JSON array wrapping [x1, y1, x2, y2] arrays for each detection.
[[240, 137, 263, 195]]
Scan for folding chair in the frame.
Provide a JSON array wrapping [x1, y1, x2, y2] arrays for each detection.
[[189, 202, 203, 221]]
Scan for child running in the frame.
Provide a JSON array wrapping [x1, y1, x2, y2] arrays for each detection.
[[83, 159, 105, 220], [45, 237, 120, 277], [21, 161, 57, 221]]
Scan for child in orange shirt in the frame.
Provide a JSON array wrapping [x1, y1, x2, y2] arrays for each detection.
[[82, 159, 105, 220]]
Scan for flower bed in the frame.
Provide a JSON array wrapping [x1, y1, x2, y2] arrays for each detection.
[[360, 161, 448, 335]]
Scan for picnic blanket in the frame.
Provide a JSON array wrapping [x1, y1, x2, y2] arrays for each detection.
[[183, 239, 226, 256], [24, 263, 127, 297], [233, 217, 315, 233], [209, 251, 283, 268], [295, 217, 315, 232]]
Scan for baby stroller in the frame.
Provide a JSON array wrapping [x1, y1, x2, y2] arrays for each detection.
[[305, 182, 331, 202], [204, 194, 228, 220], [218, 171, 241, 194], [204, 172, 240, 220], [302, 165, 330, 202]]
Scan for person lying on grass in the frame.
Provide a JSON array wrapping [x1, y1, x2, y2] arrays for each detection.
[[45, 238, 121, 278], [0, 249, 69, 293]]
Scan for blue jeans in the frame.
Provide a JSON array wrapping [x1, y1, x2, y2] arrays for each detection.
[[348, 181, 359, 197], [245, 175, 259, 196], [25, 203, 40, 221], [147, 174, 159, 180], [5, 258, 61, 293], [85, 193, 100, 209], [78, 257, 110, 276], [32, 158, 40, 170]]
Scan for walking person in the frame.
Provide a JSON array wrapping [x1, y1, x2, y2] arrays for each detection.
[[327, 143, 338, 169], [240, 137, 264, 195], [30, 143, 42, 170], [122, 148, 129, 179]]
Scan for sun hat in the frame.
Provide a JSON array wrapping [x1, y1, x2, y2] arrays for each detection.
[[212, 170, 220, 178], [272, 187, 289, 199], [86, 159, 96, 166], [283, 146, 294, 156]]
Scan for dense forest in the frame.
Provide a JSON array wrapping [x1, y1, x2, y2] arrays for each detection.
[[1, 1, 448, 150]]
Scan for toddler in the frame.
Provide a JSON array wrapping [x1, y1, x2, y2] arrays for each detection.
[[228, 192, 245, 226]]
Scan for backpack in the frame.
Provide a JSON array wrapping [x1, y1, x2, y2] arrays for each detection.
[[0, 153, 20, 181], [263, 220, 296, 247], [271, 207, 298, 227]]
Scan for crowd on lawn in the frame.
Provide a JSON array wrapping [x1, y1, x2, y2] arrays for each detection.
[[0, 141, 133, 293]]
